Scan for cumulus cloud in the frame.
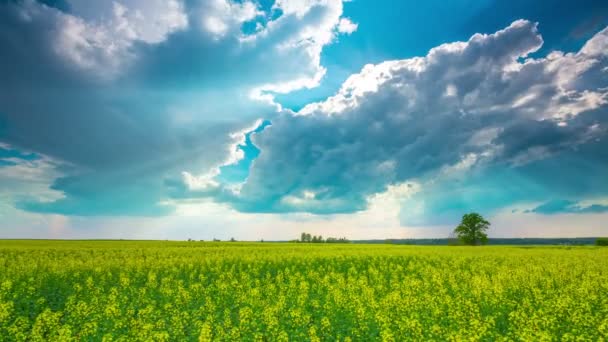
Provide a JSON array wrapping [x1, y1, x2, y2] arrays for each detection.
[[184, 20, 608, 223], [0, 0, 354, 216]]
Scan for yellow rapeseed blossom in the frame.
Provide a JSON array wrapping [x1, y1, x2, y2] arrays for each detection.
[[0, 240, 606, 340]]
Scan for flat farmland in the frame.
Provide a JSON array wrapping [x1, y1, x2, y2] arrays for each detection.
[[0, 241, 606, 341]]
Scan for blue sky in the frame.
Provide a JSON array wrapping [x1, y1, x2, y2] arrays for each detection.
[[0, 0, 607, 240]]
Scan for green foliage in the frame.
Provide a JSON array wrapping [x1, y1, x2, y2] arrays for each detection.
[[0, 240, 607, 340], [454, 213, 490, 245], [596, 237, 608, 246], [300, 233, 349, 243], [300, 233, 312, 243]]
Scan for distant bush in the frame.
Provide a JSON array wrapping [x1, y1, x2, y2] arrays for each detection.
[[596, 238, 608, 246]]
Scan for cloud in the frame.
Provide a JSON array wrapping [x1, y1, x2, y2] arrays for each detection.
[[2, 2, 607, 226], [0, 0, 354, 216], [337, 17, 357, 34], [0, 143, 38, 167], [398, 139, 608, 225], [11, 0, 189, 78], [199, 0, 260, 38], [181, 20, 608, 224], [0, 144, 65, 206], [527, 199, 608, 214]]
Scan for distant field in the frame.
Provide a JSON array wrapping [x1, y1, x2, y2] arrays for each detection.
[[0, 241, 607, 341]]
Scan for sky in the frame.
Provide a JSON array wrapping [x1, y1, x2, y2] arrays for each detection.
[[1, 0, 607, 240]]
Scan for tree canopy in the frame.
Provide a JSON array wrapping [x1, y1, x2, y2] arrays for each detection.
[[454, 213, 490, 246]]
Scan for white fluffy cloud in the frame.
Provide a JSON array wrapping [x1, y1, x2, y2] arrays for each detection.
[[43, 0, 189, 77], [200, 0, 260, 37], [300, 21, 607, 121], [0, 146, 65, 205], [337, 17, 357, 34], [9, 0, 350, 90], [245, 0, 349, 103]]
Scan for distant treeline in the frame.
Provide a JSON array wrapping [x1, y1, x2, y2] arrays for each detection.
[[293, 233, 350, 243], [354, 238, 601, 245]]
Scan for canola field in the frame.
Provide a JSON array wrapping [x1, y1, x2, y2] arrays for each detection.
[[0, 240, 607, 341]]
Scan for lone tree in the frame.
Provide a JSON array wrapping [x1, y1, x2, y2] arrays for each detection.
[[454, 213, 490, 246]]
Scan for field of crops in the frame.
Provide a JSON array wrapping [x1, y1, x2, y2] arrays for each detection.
[[0, 240, 607, 341]]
